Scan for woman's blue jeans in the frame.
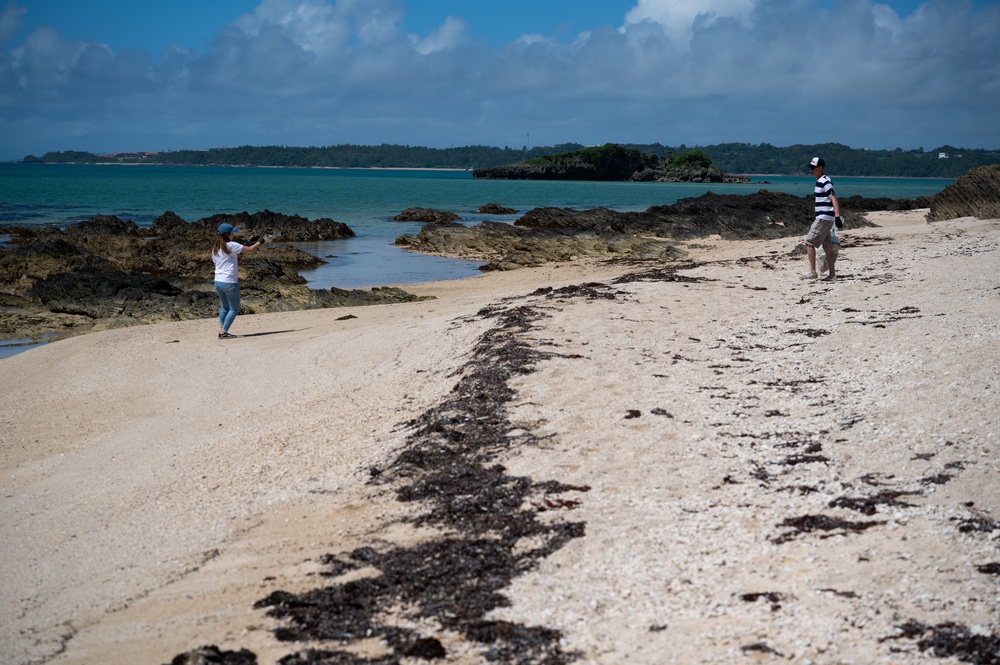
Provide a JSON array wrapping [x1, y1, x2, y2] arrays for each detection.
[[215, 281, 240, 332]]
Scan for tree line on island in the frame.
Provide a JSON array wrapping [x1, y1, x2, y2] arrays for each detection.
[[22, 141, 1000, 178], [470, 144, 750, 182]]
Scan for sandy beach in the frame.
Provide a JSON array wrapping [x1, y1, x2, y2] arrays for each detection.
[[2, 210, 998, 664]]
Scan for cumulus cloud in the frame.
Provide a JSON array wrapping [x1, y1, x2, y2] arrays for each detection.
[[0, 0, 26, 44], [623, 0, 755, 46], [411, 16, 468, 55], [0, 0, 998, 159]]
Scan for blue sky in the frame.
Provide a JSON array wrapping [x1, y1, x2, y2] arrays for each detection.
[[1, 0, 997, 160]]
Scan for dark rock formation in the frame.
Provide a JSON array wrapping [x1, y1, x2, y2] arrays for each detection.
[[632, 167, 750, 184], [168, 645, 257, 665], [395, 190, 920, 269], [927, 164, 1000, 222], [839, 195, 935, 212], [0, 212, 429, 343], [473, 163, 584, 181], [28, 268, 184, 320], [393, 207, 461, 224], [478, 203, 518, 215], [156, 209, 355, 242], [518, 190, 859, 240], [64, 214, 144, 239], [396, 221, 684, 271]]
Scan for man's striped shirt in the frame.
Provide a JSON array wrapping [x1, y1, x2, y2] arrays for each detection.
[[814, 175, 836, 221]]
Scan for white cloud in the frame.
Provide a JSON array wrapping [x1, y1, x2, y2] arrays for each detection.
[[0, 0, 998, 159], [232, 0, 347, 56], [623, 0, 755, 46], [411, 16, 468, 55], [0, 0, 26, 44]]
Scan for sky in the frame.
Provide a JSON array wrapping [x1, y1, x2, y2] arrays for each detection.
[[0, 0, 998, 161]]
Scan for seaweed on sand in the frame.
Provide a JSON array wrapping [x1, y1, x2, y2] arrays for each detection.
[[828, 490, 921, 516], [885, 620, 1000, 664], [251, 299, 597, 663], [168, 265, 706, 664], [771, 514, 885, 545]]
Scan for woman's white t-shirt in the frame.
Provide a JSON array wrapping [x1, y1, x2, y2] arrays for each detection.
[[212, 242, 243, 283]]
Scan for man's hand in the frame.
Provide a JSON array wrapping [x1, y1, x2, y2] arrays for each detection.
[[835, 216, 843, 229]]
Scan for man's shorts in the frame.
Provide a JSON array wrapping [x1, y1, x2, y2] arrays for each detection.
[[804, 217, 835, 249]]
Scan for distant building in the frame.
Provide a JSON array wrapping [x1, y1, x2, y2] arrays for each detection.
[[112, 151, 158, 159], [938, 152, 949, 159]]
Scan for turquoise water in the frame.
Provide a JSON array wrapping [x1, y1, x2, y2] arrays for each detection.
[[0, 163, 954, 289], [0, 164, 955, 358]]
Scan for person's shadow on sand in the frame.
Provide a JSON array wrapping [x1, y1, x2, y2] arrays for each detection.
[[236, 329, 305, 338]]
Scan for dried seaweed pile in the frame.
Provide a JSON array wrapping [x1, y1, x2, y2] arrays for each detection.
[[172, 292, 606, 665], [884, 621, 1000, 664], [254, 301, 593, 664]]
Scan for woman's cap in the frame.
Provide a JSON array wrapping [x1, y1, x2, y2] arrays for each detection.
[[218, 222, 239, 234], [808, 157, 825, 168]]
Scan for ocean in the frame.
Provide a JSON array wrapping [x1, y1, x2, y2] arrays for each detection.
[[1, 164, 953, 357], [0, 164, 953, 288]]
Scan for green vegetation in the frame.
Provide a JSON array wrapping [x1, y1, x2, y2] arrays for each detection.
[[521, 143, 653, 168], [626, 142, 998, 178], [514, 143, 658, 179], [22, 141, 1000, 178], [23, 144, 586, 170], [665, 149, 713, 170]]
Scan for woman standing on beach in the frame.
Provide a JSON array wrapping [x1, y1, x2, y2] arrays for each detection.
[[212, 222, 262, 339]]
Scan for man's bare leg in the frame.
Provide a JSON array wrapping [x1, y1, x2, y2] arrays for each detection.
[[806, 245, 818, 274]]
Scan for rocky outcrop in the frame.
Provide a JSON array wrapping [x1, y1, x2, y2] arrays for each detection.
[[199, 210, 354, 242], [927, 165, 1000, 222], [395, 191, 923, 269], [631, 167, 750, 184], [0, 212, 429, 342], [473, 161, 657, 182], [393, 208, 461, 224], [155, 209, 355, 242], [478, 203, 518, 215], [518, 191, 847, 240], [839, 195, 935, 212], [396, 221, 684, 271], [472, 163, 582, 181]]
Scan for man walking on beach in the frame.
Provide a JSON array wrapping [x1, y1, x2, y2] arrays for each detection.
[[800, 157, 842, 281]]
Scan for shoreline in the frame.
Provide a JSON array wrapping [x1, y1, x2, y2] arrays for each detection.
[[14, 162, 471, 171], [2, 211, 999, 664], [10, 162, 958, 179]]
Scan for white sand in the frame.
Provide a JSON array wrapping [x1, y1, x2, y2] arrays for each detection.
[[2, 211, 998, 664]]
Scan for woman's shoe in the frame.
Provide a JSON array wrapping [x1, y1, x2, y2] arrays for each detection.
[[219, 331, 237, 339]]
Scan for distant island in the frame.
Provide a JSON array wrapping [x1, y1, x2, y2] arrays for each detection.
[[20, 141, 1000, 178], [472, 144, 752, 183]]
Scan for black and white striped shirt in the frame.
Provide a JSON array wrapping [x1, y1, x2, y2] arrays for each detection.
[[814, 175, 836, 221]]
